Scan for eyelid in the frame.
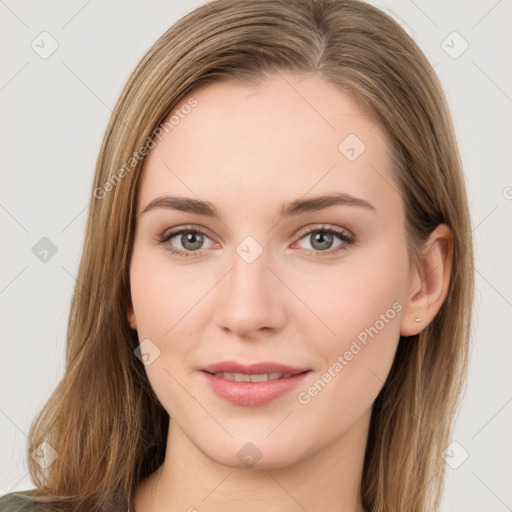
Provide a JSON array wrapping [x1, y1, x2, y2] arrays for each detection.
[[293, 223, 354, 241], [159, 224, 217, 243]]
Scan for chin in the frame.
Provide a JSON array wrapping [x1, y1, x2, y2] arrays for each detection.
[[206, 442, 304, 471]]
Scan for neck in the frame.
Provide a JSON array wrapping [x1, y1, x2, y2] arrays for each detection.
[[135, 409, 371, 512]]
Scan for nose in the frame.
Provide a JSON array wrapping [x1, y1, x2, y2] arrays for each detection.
[[214, 243, 286, 339]]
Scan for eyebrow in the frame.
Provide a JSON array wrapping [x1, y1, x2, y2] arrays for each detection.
[[141, 192, 375, 218]]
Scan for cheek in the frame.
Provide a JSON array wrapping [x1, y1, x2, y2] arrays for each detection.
[[298, 250, 407, 346], [129, 245, 201, 416], [295, 245, 408, 398], [129, 243, 204, 341]]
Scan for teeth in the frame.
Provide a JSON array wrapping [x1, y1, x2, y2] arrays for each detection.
[[250, 373, 271, 382], [213, 372, 294, 382]]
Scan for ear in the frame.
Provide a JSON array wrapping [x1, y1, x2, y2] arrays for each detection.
[[127, 301, 137, 330], [400, 224, 453, 336]]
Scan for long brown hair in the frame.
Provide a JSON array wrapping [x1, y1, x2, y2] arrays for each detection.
[[19, 0, 473, 510]]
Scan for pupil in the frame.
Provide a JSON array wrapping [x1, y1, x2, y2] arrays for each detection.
[[183, 232, 203, 250], [313, 232, 332, 250]]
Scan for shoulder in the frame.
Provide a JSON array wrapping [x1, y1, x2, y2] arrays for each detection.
[[0, 492, 44, 512]]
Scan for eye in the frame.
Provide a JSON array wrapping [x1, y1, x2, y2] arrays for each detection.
[[293, 225, 354, 256], [156, 224, 354, 258], [157, 225, 217, 258]]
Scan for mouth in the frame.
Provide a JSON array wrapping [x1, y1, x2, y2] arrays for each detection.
[[206, 371, 298, 382], [200, 361, 311, 407]]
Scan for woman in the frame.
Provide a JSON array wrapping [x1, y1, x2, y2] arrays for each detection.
[[0, 0, 474, 510]]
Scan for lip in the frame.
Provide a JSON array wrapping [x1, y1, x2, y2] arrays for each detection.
[[200, 360, 311, 407], [201, 361, 308, 375]]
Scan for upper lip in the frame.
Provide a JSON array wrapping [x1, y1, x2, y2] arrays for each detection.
[[201, 361, 310, 375]]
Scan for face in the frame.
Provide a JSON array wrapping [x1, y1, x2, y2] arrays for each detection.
[[129, 72, 412, 469]]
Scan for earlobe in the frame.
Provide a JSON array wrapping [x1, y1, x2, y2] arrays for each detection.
[[400, 224, 453, 337], [127, 303, 137, 330]]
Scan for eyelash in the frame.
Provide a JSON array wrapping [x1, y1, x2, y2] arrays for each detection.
[[156, 224, 355, 259]]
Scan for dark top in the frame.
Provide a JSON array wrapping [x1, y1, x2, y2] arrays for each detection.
[[0, 492, 42, 511], [0, 491, 132, 511]]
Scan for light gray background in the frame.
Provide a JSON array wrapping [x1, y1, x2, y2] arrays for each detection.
[[1, 1, 511, 510]]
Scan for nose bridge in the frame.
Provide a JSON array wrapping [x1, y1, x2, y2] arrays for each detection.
[[228, 235, 274, 300], [230, 241, 270, 293], [215, 234, 285, 335]]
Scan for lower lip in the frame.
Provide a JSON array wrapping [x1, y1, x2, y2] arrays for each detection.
[[202, 371, 310, 407]]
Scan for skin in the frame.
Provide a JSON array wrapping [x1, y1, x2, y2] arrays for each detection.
[[128, 72, 452, 512]]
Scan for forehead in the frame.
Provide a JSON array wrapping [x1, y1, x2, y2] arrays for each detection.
[[137, 72, 399, 218]]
